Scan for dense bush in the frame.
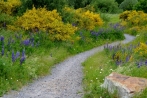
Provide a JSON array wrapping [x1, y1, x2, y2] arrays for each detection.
[[120, 10, 147, 32], [67, 0, 91, 9], [134, 0, 147, 13], [63, 7, 103, 30], [0, 12, 15, 28], [91, 0, 121, 13], [115, 0, 124, 5], [17, 0, 67, 15], [119, 0, 138, 11], [0, 0, 21, 15], [16, 7, 77, 41]]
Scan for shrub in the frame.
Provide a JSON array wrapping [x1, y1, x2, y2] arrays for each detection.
[[63, 7, 103, 30], [16, 7, 77, 41], [17, 0, 67, 15], [0, 0, 21, 15], [0, 11, 15, 28], [134, 0, 147, 13], [134, 42, 147, 59], [115, 0, 124, 5], [91, 0, 121, 13], [119, 10, 147, 32], [119, 0, 138, 11]]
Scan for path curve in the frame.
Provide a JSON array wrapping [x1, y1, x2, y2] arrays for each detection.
[[2, 34, 135, 98]]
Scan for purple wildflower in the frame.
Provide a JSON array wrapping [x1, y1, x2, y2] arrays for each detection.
[[0, 36, 4, 42], [1, 47, 4, 56], [116, 60, 121, 66], [145, 60, 147, 66], [126, 55, 130, 62], [15, 51, 20, 59], [137, 61, 143, 68], [23, 39, 30, 46], [12, 51, 15, 62], [22, 49, 25, 57], [20, 49, 26, 65], [20, 56, 25, 65]]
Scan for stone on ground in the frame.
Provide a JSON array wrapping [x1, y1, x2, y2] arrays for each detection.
[[101, 72, 147, 98]]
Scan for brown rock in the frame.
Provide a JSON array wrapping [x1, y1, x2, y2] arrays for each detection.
[[101, 72, 147, 98]]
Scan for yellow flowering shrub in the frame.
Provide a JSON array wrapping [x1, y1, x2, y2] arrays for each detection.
[[0, 0, 21, 14], [63, 7, 103, 30], [119, 10, 147, 31], [7, 25, 21, 31], [134, 43, 147, 58], [16, 7, 77, 41]]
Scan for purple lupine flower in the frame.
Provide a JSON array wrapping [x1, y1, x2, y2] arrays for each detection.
[[126, 55, 130, 62], [145, 60, 147, 66], [15, 51, 20, 59], [22, 49, 25, 57], [12, 50, 15, 62], [20, 56, 25, 65], [0, 36, 4, 42], [23, 39, 30, 46], [137, 61, 143, 68], [108, 45, 113, 50], [1, 47, 4, 56], [116, 60, 121, 66], [20, 49, 26, 65]]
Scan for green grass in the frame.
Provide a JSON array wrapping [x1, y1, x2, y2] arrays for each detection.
[[82, 32, 147, 98], [100, 13, 120, 24], [82, 51, 118, 98]]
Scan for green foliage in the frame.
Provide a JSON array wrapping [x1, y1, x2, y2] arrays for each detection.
[[17, 0, 68, 14], [91, 0, 121, 13], [134, 0, 147, 13], [0, 12, 15, 28], [119, 0, 138, 11], [67, 0, 91, 9], [115, 0, 124, 5]]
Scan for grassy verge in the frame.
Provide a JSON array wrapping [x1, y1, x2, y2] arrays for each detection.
[[82, 32, 147, 98]]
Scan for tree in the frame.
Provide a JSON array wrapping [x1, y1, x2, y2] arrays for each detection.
[[119, 0, 138, 11], [134, 0, 147, 13]]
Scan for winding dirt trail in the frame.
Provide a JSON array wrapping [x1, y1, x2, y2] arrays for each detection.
[[2, 34, 135, 98]]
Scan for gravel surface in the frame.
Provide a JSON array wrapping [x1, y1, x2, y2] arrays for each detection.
[[2, 34, 135, 98]]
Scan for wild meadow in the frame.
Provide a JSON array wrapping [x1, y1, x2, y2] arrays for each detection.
[[0, 0, 147, 97]]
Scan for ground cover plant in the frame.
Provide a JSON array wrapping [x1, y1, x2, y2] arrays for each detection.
[[0, 0, 126, 96]]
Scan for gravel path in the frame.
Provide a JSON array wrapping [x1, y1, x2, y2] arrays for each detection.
[[2, 34, 135, 98]]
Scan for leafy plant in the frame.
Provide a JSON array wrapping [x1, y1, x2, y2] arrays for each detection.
[[119, 0, 138, 11], [91, 0, 121, 13], [16, 6, 77, 41], [0, 0, 21, 15], [134, 0, 147, 13], [63, 7, 103, 30]]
